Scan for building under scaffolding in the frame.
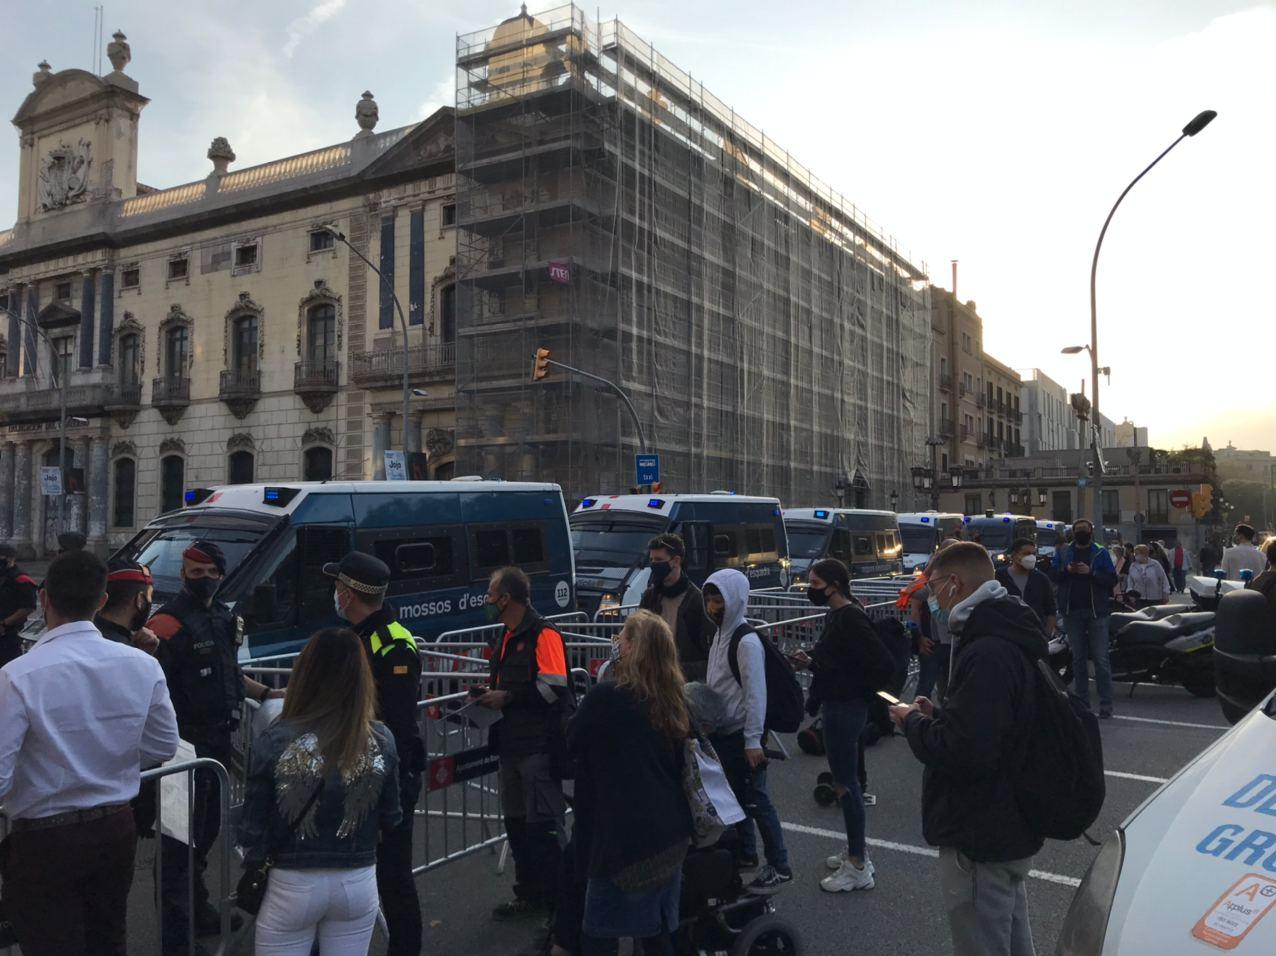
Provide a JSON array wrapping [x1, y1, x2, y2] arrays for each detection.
[[454, 4, 931, 506]]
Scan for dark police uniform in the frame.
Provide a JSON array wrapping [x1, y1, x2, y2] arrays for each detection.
[[0, 559, 38, 667], [325, 552, 424, 956], [147, 545, 246, 946]]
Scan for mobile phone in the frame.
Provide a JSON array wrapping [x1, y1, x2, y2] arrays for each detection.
[[876, 690, 901, 706]]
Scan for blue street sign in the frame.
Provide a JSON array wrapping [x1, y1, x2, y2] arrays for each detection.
[[636, 454, 660, 486]]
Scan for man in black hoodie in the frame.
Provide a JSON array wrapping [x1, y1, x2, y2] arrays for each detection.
[[638, 533, 709, 680], [889, 542, 1044, 956]]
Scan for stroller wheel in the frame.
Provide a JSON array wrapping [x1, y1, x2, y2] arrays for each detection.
[[813, 778, 836, 807], [729, 914, 802, 955]]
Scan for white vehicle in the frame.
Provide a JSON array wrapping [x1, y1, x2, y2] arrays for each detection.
[[1059, 689, 1276, 953], [897, 512, 965, 573], [1190, 573, 1251, 610], [1035, 519, 1068, 567], [783, 508, 903, 582]]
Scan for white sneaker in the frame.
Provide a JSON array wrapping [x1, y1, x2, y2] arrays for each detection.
[[826, 848, 849, 870], [821, 859, 876, 893]]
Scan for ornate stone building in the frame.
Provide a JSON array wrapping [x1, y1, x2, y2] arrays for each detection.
[[0, 34, 459, 557]]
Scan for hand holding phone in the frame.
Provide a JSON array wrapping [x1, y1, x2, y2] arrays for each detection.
[[876, 690, 901, 706]]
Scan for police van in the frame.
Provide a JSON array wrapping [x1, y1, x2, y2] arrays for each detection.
[[1034, 518, 1068, 568], [897, 512, 965, 573], [964, 512, 1037, 565], [1059, 689, 1276, 953], [570, 494, 788, 615], [783, 508, 903, 582], [113, 481, 576, 660]]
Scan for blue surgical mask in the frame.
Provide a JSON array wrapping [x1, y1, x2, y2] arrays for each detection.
[[927, 594, 950, 626]]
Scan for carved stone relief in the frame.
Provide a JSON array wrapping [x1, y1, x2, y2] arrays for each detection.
[[39, 139, 92, 211]]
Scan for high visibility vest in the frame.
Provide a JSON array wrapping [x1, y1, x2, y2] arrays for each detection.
[[370, 620, 417, 657], [897, 574, 929, 609]]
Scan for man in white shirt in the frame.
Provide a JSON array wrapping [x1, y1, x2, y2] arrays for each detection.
[[0, 550, 178, 955], [1222, 523, 1267, 581]]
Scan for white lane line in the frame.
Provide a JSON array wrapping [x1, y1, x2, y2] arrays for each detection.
[[779, 821, 1082, 888], [1106, 770, 1169, 784], [1112, 714, 1228, 731]]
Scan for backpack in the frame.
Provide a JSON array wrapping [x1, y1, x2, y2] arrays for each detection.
[[1014, 655, 1105, 841], [727, 623, 805, 734], [869, 617, 909, 695]]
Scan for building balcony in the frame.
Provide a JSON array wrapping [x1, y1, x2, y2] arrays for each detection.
[[1147, 511, 1171, 525], [351, 343, 456, 389], [975, 393, 986, 408], [103, 381, 143, 427], [0, 378, 116, 424], [294, 360, 340, 414], [219, 368, 261, 420], [938, 373, 952, 392], [939, 418, 955, 438], [961, 425, 971, 440], [152, 375, 191, 425]]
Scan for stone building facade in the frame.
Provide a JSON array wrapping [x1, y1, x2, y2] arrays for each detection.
[[0, 36, 459, 557]]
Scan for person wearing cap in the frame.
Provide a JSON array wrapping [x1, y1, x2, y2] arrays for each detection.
[[56, 531, 87, 554], [147, 540, 267, 949], [0, 544, 38, 667], [95, 560, 160, 653], [324, 551, 424, 956]]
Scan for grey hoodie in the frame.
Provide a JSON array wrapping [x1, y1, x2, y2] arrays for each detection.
[[704, 569, 766, 750]]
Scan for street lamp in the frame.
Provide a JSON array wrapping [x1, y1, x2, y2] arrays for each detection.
[[889, 489, 899, 512], [834, 476, 848, 508], [1076, 108, 1216, 531], [323, 224, 411, 454]]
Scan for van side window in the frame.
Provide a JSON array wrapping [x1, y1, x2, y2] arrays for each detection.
[[470, 523, 550, 578], [373, 536, 456, 578], [474, 529, 509, 569], [298, 527, 352, 625], [830, 529, 852, 562], [680, 523, 711, 571], [512, 527, 545, 565], [854, 535, 874, 557], [744, 525, 778, 560], [713, 531, 737, 560]]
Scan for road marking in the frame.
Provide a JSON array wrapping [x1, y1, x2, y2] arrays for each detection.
[[1112, 714, 1228, 731], [1106, 770, 1169, 784], [779, 821, 1082, 888]]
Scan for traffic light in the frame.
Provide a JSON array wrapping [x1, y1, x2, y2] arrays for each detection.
[[532, 347, 551, 381], [1191, 483, 1212, 519]]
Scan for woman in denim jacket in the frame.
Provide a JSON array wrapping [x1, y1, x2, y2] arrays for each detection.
[[238, 627, 402, 955]]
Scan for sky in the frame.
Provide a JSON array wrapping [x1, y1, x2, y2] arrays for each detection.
[[3, 0, 1273, 454]]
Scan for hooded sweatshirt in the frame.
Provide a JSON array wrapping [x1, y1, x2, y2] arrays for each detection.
[[704, 569, 766, 750], [903, 582, 1048, 862]]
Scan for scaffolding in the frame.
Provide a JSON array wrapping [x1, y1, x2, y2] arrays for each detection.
[[454, 4, 930, 506]]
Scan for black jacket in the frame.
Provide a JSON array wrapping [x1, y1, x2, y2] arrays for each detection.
[[995, 567, 1057, 627], [639, 577, 709, 681], [903, 595, 1046, 863], [807, 603, 891, 705], [489, 609, 571, 760], [353, 608, 425, 793]]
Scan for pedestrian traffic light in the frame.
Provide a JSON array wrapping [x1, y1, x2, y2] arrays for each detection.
[[532, 347, 551, 381], [1192, 483, 1213, 519]]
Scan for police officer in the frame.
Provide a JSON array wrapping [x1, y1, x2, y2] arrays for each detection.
[[148, 542, 265, 950], [94, 560, 160, 653], [324, 552, 424, 956], [0, 544, 38, 666]]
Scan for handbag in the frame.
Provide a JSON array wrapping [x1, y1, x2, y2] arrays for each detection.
[[235, 782, 323, 915], [682, 736, 745, 848]]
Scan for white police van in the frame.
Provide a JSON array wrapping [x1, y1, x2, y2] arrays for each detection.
[[897, 512, 965, 573], [113, 481, 576, 660], [1059, 690, 1276, 952], [570, 493, 788, 615], [964, 512, 1037, 565], [1035, 519, 1068, 568], [783, 508, 903, 582]]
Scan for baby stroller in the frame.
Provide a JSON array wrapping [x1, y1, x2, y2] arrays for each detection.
[[673, 830, 801, 955]]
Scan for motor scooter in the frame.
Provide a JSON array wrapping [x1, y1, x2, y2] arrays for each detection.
[[1187, 567, 1245, 610], [1052, 605, 1216, 697]]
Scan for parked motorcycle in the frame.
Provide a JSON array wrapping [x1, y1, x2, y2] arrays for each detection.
[[1187, 568, 1245, 610], [1214, 588, 1276, 724], [1052, 605, 1216, 697]]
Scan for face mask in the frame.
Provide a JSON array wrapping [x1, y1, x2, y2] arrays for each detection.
[[131, 598, 150, 632], [1136, 555, 1149, 565], [185, 576, 219, 603], [484, 598, 504, 624], [1019, 555, 1037, 572], [808, 586, 831, 607], [707, 607, 725, 628], [1073, 531, 1092, 547], [333, 590, 346, 620], [927, 594, 950, 626], [650, 561, 673, 588]]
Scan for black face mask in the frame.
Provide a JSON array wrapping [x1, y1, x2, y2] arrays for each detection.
[[650, 561, 673, 588], [185, 576, 220, 603], [130, 598, 150, 632], [1073, 531, 1093, 547], [707, 608, 725, 628], [808, 586, 831, 607]]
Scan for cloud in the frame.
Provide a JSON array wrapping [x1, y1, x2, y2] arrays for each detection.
[[418, 72, 456, 118], [282, 0, 347, 58]]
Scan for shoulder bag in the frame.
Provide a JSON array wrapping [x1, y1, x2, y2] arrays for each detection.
[[236, 782, 324, 915]]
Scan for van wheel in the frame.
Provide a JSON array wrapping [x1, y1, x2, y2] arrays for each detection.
[[729, 915, 802, 956], [1220, 698, 1251, 724], [1183, 673, 1216, 698]]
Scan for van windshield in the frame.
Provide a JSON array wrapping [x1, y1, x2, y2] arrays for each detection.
[[900, 525, 938, 555], [970, 523, 1013, 552], [1037, 527, 1059, 548], [122, 523, 268, 599], [785, 524, 832, 559], [570, 513, 668, 567]]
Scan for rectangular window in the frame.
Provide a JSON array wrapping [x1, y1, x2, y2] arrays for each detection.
[[1053, 490, 1073, 523], [512, 527, 545, 565], [309, 229, 335, 253], [112, 458, 135, 528], [55, 281, 72, 302], [52, 335, 74, 384], [373, 537, 456, 579], [473, 528, 508, 571], [121, 267, 140, 289], [965, 494, 982, 515], [1148, 489, 1169, 522], [234, 243, 258, 268], [1102, 490, 1121, 524], [442, 203, 457, 227], [167, 258, 188, 280]]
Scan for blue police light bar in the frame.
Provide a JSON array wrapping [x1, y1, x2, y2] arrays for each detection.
[[581, 498, 597, 508], [1003, 517, 1012, 523], [814, 509, 829, 519], [920, 516, 931, 523], [262, 487, 301, 507], [648, 498, 665, 509], [773, 508, 781, 517], [184, 488, 214, 507]]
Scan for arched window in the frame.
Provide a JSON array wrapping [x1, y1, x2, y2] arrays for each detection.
[[306, 304, 335, 367], [112, 458, 136, 528], [160, 455, 184, 513], [303, 446, 333, 481], [228, 450, 254, 485], [439, 284, 456, 344], [164, 325, 188, 381], [119, 333, 140, 387], [232, 315, 258, 377]]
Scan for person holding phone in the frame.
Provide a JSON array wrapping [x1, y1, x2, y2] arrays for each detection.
[[792, 558, 892, 893]]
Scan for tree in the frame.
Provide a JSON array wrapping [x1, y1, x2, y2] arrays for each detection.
[[1220, 479, 1271, 530]]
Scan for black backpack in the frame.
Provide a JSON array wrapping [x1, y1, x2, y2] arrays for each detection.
[[869, 616, 909, 695], [727, 623, 806, 734], [1014, 655, 1106, 841]]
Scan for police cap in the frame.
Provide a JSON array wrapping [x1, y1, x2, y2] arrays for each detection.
[[183, 540, 227, 574], [322, 552, 390, 597], [57, 531, 87, 553]]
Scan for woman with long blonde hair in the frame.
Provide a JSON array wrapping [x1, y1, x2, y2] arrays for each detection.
[[562, 610, 692, 956], [238, 628, 402, 955]]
